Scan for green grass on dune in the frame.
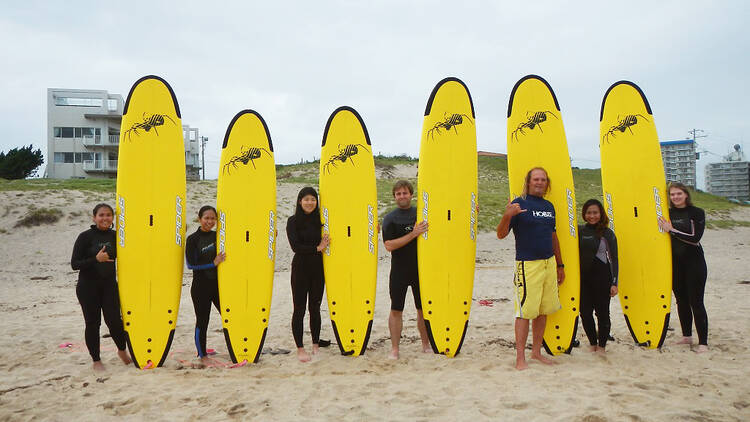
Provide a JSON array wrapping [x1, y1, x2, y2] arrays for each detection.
[[3, 155, 745, 231]]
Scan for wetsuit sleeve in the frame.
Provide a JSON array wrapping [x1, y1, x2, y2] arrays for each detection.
[[670, 208, 705, 245], [382, 215, 397, 242], [608, 229, 619, 286], [286, 217, 317, 254], [185, 232, 216, 270], [71, 231, 96, 271]]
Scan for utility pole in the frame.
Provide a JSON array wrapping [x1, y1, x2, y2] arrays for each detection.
[[200, 136, 207, 180]]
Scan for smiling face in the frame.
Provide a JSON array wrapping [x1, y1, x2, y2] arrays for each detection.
[[300, 194, 318, 214], [669, 187, 688, 208], [393, 187, 413, 209], [527, 169, 549, 197], [93, 206, 113, 230], [584, 204, 601, 225], [199, 209, 217, 232]]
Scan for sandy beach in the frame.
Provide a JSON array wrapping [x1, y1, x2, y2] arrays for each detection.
[[1, 183, 749, 421]]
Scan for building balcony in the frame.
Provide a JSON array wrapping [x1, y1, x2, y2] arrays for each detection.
[[83, 160, 117, 172], [82, 134, 119, 147]]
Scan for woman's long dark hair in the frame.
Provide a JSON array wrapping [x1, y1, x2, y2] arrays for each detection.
[[293, 186, 322, 229], [582, 199, 609, 237]]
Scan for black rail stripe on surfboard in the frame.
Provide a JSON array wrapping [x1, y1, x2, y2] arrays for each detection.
[[123, 75, 181, 118], [507, 74, 560, 118], [222, 109, 274, 151], [423, 76, 476, 119], [423, 320, 441, 354], [253, 327, 268, 363], [599, 80, 653, 121], [321, 106, 371, 147], [223, 328, 238, 364], [125, 332, 140, 369], [657, 313, 670, 348], [157, 329, 175, 367], [330, 320, 354, 356], [623, 314, 651, 347], [565, 315, 580, 354], [358, 320, 374, 356], [454, 320, 469, 356]]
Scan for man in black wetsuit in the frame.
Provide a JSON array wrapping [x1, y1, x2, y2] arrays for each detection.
[[382, 180, 430, 359]]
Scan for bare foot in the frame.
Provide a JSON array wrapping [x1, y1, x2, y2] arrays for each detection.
[[312, 344, 320, 355], [117, 350, 132, 365], [589, 345, 598, 353], [93, 361, 105, 372], [422, 343, 432, 353], [596, 347, 606, 356], [515, 359, 529, 370], [530, 353, 556, 365], [297, 348, 311, 362], [388, 348, 399, 360], [676, 336, 693, 345], [695, 345, 708, 353]]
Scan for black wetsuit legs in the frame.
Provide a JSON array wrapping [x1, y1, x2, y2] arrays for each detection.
[[673, 251, 708, 345], [580, 259, 612, 348], [76, 280, 127, 361], [291, 261, 324, 348], [191, 279, 220, 357]]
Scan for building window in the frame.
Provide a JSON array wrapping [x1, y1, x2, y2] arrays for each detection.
[[54, 152, 75, 163], [61, 127, 74, 138], [54, 97, 103, 107], [107, 99, 118, 111], [54, 127, 101, 139]]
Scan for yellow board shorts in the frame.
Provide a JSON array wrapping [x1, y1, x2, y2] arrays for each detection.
[[513, 256, 561, 320]]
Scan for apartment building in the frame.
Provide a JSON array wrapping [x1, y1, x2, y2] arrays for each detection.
[[46, 88, 201, 180], [660, 139, 697, 188]]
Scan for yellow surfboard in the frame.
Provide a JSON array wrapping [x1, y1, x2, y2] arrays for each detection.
[[600, 81, 671, 348], [506, 75, 580, 355], [417, 77, 477, 357], [319, 106, 378, 356], [216, 110, 276, 364], [116, 75, 186, 368]]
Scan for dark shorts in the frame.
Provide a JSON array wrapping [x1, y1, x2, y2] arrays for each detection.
[[389, 274, 421, 312]]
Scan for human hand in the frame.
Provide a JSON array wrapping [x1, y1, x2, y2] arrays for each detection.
[[657, 217, 672, 232], [317, 234, 330, 252], [505, 199, 526, 217], [412, 221, 428, 237], [557, 267, 565, 285], [610, 285, 618, 297], [96, 246, 114, 263], [214, 252, 226, 266]]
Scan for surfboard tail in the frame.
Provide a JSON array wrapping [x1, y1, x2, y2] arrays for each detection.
[[330, 320, 355, 356], [358, 320, 373, 356], [423, 320, 441, 355]]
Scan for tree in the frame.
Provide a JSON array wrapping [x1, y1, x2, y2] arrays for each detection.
[[0, 145, 45, 179]]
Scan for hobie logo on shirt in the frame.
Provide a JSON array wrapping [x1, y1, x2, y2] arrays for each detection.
[[323, 207, 331, 256], [421, 191, 429, 240], [218, 211, 226, 253], [367, 205, 375, 254], [175, 196, 183, 246], [118, 195, 125, 247], [267, 210, 275, 260], [532, 210, 554, 218]]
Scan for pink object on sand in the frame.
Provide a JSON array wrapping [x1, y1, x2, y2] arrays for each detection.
[[229, 359, 248, 369], [58, 342, 73, 348], [478, 299, 493, 307]]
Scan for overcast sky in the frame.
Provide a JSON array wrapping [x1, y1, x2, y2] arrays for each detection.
[[1, 1, 748, 187]]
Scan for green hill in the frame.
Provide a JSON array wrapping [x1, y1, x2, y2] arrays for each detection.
[[2, 154, 746, 231]]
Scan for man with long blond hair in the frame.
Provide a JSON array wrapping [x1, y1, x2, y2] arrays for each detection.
[[497, 167, 565, 370]]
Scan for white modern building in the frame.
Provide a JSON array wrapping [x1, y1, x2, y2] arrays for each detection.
[[660, 139, 697, 188], [705, 145, 749, 201], [46, 88, 201, 180]]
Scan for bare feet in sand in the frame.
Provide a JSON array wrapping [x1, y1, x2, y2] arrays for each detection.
[[117, 350, 132, 365], [530, 352, 556, 365], [589, 345, 598, 353], [422, 343, 432, 353], [515, 359, 529, 370], [388, 348, 399, 360], [312, 344, 320, 355], [297, 348, 311, 362], [93, 361, 105, 372], [676, 336, 693, 345], [695, 345, 708, 353]]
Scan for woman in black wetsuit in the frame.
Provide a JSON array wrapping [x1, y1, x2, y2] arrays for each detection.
[[185, 205, 226, 363], [286, 187, 329, 362], [578, 199, 619, 354], [71, 203, 132, 371], [658, 183, 708, 353]]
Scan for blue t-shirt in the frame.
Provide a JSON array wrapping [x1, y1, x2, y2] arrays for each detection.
[[509, 195, 556, 261]]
